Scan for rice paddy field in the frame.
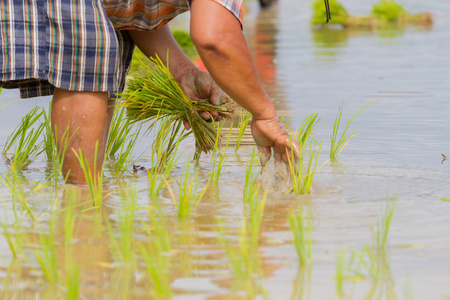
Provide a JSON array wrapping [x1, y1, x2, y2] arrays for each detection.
[[0, 0, 449, 299]]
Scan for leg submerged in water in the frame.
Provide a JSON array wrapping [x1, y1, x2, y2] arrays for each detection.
[[51, 88, 114, 185]]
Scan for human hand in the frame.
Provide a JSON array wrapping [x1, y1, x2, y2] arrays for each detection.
[[251, 116, 300, 166], [175, 68, 223, 130]]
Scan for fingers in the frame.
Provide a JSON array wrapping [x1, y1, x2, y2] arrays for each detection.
[[209, 84, 222, 106], [199, 111, 221, 122], [257, 145, 271, 166], [183, 119, 191, 130]]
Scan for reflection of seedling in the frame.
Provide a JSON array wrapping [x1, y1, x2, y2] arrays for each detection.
[[107, 182, 138, 267], [216, 192, 267, 297], [330, 100, 374, 159], [33, 206, 60, 284], [2, 106, 45, 171], [335, 195, 397, 299], [139, 207, 172, 299], [289, 211, 312, 265], [0, 171, 36, 221]]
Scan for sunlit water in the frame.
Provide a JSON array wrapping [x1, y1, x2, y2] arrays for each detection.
[[0, 0, 449, 299]]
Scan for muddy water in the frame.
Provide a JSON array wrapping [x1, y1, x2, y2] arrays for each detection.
[[0, 0, 450, 299]]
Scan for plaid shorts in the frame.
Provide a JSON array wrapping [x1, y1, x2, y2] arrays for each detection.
[[0, 0, 243, 99]]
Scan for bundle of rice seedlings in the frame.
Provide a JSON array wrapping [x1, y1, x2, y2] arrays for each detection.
[[120, 54, 235, 160]]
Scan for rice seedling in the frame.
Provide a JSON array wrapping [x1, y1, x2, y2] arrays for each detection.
[[235, 109, 252, 151], [120, 53, 234, 158], [372, 0, 408, 22], [73, 142, 104, 207], [243, 148, 260, 203], [288, 211, 312, 265], [42, 104, 54, 161], [311, 0, 349, 26], [166, 161, 206, 219], [107, 182, 138, 267], [2, 106, 45, 171], [209, 123, 232, 185], [330, 100, 375, 159], [284, 112, 322, 195], [147, 122, 181, 198]]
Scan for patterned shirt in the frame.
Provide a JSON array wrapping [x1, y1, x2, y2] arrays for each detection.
[[0, 0, 244, 99]]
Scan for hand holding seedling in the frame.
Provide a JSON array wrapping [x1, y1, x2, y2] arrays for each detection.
[[251, 116, 300, 166], [175, 68, 224, 130]]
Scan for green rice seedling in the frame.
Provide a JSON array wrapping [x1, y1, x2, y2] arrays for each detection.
[[47, 125, 75, 188], [373, 194, 396, 251], [107, 107, 135, 156], [288, 211, 312, 265], [288, 138, 322, 195], [42, 104, 54, 161], [297, 112, 319, 147], [147, 124, 181, 198], [73, 142, 104, 207], [107, 182, 138, 267], [209, 123, 232, 185], [235, 109, 252, 151], [372, 0, 408, 22], [330, 100, 375, 159], [120, 53, 234, 157], [285, 112, 322, 195], [166, 161, 206, 219], [243, 148, 260, 203], [106, 107, 143, 177], [2, 106, 45, 171]]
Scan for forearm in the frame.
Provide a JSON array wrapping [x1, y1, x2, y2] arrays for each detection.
[[127, 25, 197, 79], [190, 0, 277, 120]]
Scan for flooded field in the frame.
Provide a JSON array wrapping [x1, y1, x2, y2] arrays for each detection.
[[0, 0, 450, 299]]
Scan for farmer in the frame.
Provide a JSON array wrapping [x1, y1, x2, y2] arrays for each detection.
[[0, 0, 300, 184]]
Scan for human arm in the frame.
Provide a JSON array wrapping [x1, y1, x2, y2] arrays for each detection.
[[189, 0, 299, 163]]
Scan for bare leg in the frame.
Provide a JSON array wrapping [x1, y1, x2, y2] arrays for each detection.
[[51, 88, 110, 184]]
